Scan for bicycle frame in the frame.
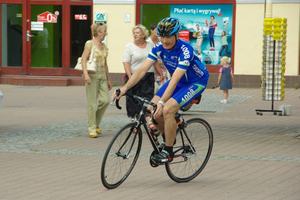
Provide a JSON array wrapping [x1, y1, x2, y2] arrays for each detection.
[[114, 94, 161, 159], [115, 89, 200, 159], [117, 108, 198, 166], [101, 89, 213, 188], [134, 106, 161, 154]]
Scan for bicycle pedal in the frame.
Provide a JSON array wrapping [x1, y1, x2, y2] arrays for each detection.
[[170, 155, 188, 164], [149, 151, 160, 167]]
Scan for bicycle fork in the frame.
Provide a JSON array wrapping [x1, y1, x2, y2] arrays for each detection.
[[116, 125, 139, 159]]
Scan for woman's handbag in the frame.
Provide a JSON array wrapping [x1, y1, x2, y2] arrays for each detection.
[[74, 44, 97, 72]]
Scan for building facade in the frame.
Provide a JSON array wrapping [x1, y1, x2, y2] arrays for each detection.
[[0, 0, 299, 87]]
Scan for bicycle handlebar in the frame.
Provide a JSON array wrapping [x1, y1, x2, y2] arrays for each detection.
[[111, 88, 158, 124], [115, 88, 122, 110]]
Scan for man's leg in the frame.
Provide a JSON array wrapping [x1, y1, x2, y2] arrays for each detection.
[[151, 98, 179, 163], [163, 98, 180, 147], [147, 95, 165, 133], [148, 80, 173, 133], [152, 83, 206, 163]]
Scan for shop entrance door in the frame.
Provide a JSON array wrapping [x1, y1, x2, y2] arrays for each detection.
[[28, 4, 63, 75], [0, 2, 63, 75]]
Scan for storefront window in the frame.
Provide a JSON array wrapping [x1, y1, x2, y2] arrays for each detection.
[[141, 3, 233, 65], [31, 5, 62, 68], [1, 4, 23, 67], [70, 6, 91, 68]]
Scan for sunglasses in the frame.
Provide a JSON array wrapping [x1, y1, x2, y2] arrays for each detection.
[[97, 22, 104, 26]]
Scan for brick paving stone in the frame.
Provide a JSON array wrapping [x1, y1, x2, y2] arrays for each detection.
[[0, 85, 299, 199]]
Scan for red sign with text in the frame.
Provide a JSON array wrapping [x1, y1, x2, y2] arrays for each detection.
[[37, 11, 57, 23], [179, 30, 190, 43], [75, 14, 87, 20]]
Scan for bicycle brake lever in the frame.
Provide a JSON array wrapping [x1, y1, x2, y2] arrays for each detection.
[[111, 88, 122, 109], [110, 95, 117, 105], [110, 88, 119, 105]]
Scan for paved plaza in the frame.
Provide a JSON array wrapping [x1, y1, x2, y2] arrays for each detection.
[[0, 85, 299, 200]]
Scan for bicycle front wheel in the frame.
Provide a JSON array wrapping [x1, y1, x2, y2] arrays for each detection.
[[165, 118, 213, 183], [101, 123, 142, 189]]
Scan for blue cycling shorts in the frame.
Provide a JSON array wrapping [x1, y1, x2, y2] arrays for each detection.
[[155, 80, 207, 108]]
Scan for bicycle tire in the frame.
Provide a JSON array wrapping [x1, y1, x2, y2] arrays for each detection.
[[165, 118, 213, 183], [101, 123, 142, 189]]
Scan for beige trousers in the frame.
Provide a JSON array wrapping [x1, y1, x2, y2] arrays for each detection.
[[196, 38, 203, 54], [85, 76, 109, 133]]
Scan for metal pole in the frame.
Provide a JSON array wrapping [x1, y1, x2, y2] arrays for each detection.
[[271, 39, 276, 110]]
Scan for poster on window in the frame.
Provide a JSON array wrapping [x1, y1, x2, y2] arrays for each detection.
[[171, 4, 233, 65]]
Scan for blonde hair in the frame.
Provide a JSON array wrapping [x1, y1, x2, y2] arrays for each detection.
[[132, 24, 149, 40], [221, 56, 231, 65], [91, 22, 107, 37]]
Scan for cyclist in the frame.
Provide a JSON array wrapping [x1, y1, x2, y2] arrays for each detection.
[[111, 17, 209, 163]]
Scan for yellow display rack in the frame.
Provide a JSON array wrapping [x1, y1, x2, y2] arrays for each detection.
[[256, 18, 287, 115]]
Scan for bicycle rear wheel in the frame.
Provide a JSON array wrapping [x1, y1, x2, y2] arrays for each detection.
[[165, 118, 213, 183], [101, 123, 142, 189]]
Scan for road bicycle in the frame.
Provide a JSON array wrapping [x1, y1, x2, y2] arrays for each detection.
[[101, 89, 213, 189]]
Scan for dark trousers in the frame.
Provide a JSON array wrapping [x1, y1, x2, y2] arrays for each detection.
[[125, 72, 154, 118], [209, 28, 215, 48], [219, 45, 228, 56]]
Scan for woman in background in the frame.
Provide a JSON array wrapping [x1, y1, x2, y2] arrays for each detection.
[[81, 22, 112, 138], [123, 24, 162, 122]]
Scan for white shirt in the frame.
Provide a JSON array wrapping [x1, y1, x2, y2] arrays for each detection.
[[123, 41, 155, 73]]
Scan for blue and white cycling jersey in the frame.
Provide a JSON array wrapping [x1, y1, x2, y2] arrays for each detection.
[[148, 39, 209, 85]]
